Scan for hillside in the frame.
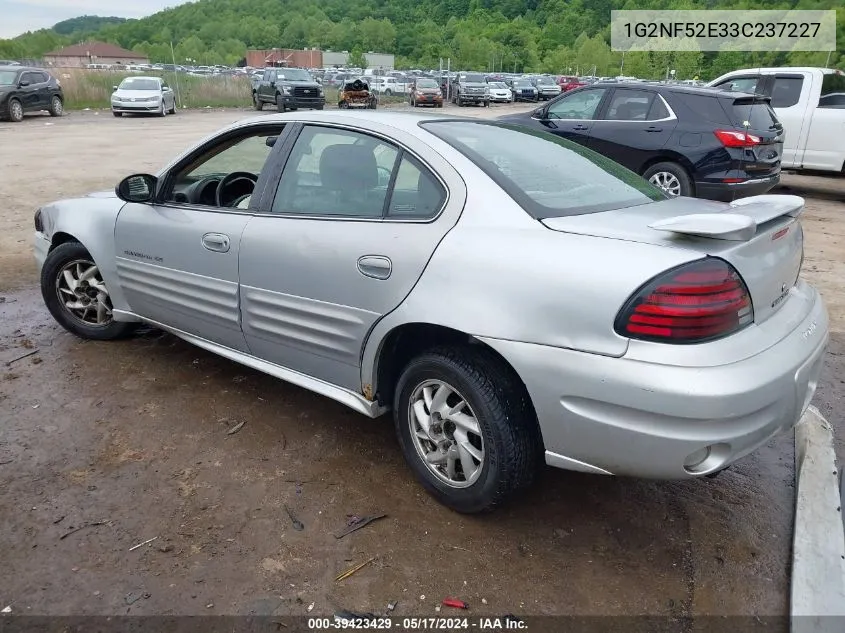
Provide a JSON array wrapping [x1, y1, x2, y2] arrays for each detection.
[[0, 0, 841, 79], [52, 16, 128, 36]]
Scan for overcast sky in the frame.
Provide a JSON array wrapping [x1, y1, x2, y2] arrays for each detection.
[[0, 0, 192, 38]]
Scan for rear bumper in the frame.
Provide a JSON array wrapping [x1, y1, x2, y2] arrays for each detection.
[[479, 281, 828, 479], [696, 173, 780, 202]]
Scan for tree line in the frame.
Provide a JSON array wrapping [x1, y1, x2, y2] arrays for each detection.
[[0, 0, 841, 79]]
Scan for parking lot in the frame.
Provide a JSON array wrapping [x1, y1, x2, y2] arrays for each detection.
[[0, 106, 843, 621]]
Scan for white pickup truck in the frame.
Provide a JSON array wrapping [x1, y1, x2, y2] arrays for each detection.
[[708, 67, 845, 174]]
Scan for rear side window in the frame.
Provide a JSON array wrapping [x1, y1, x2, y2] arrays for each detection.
[[820, 72, 845, 108], [730, 98, 779, 131], [771, 76, 803, 107], [422, 121, 665, 219], [674, 93, 731, 125], [647, 96, 671, 120], [604, 89, 655, 121]]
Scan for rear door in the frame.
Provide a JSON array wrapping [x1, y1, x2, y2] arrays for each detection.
[[587, 87, 677, 172], [767, 73, 814, 168], [535, 87, 609, 146], [259, 69, 275, 102], [801, 71, 845, 171], [238, 122, 462, 391]]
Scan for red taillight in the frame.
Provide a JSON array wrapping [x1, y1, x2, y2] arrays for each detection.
[[615, 259, 754, 344], [714, 129, 761, 147]]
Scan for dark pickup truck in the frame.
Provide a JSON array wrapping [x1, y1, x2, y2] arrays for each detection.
[[252, 67, 325, 112]]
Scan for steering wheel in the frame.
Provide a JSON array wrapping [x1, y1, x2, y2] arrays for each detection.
[[215, 171, 258, 207]]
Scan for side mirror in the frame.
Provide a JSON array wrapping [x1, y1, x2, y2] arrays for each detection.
[[19, 79, 30, 87], [113, 85, 118, 91], [531, 107, 546, 120], [116, 174, 158, 203]]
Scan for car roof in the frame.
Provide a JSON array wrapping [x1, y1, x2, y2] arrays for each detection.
[[120, 75, 162, 81], [234, 110, 482, 135], [584, 81, 762, 100], [714, 66, 839, 75], [0, 65, 33, 71]]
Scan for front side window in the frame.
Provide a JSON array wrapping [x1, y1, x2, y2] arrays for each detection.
[[423, 121, 665, 219], [165, 127, 282, 207], [604, 89, 655, 121], [547, 88, 606, 120], [715, 76, 761, 94]]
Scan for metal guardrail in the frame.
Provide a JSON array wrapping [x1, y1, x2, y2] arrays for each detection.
[[791, 405, 845, 632]]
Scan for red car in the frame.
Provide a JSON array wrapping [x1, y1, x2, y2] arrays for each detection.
[[558, 76, 586, 92]]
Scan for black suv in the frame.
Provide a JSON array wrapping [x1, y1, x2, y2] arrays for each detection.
[[0, 65, 64, 123], [500, 83, 783, 201], [252, 67, 325, 112]]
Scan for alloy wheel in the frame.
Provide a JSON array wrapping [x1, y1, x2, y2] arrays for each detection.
[[9, 100, 23, 121], [408, 379, 485, 488], [55, 259, 114, 327], [649, 171, 682, 197]]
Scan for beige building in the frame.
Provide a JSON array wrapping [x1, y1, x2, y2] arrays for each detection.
[[43, 42, 149, 68]]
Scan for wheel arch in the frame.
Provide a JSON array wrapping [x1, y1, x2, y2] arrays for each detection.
[[639, 154, 696, 195], [49, 231, 80, 251], [368, 323, 536, 423]]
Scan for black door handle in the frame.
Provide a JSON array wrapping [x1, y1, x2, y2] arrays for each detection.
[[645, 126, 663, 132], [573, 124, 589, 131]]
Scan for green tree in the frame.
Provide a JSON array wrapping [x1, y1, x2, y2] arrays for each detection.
[[348, 47, 367, 68]]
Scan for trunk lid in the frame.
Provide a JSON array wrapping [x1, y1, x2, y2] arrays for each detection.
[[541, 194, 804, 325], [724, 96, 784, 178]]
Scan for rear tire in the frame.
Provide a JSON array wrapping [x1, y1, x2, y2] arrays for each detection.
[[393, 346, 542, 514], [643, 161, 693, 198], [41, 242, 135, 341], [48, 95, 63, 117], [168, 102, 176, 115]]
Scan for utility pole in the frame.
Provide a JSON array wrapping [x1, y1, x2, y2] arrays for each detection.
[[170, 41, 182, 108], [620, 51, 625, 75]]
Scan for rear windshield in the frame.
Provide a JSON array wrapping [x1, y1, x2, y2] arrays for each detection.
[[730, 98, 779, 131], [422, 121, 666, 219], [820, 72, 845, 108]]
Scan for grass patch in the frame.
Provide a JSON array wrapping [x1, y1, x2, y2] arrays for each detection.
[[56, 68, 251, 110]]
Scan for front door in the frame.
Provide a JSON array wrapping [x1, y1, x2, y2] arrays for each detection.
[[114, 123, 288, 351], [239, 123, 456, 391], [535, 87, 609, 146], [17, 71, 41, 110]]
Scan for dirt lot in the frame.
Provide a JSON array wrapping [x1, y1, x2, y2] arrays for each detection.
[[0, 106, 843, 621]]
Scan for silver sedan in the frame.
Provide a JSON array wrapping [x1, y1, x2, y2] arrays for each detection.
[[33, 111, 828, 513], [111, 75, 176, 117]]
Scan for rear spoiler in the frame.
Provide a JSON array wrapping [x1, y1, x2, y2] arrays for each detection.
[[649, 195, 804, 241]]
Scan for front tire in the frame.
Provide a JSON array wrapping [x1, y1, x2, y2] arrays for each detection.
[[158, 101, 166, 117], [253, 92, 263, 111], [41, 242, 135, 341], [113, 111, 122, 117], [643, 161, 693, 198], [48, 95, 63, 117], [276, 94, 285, 112], [393, 346, 541, 514]]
